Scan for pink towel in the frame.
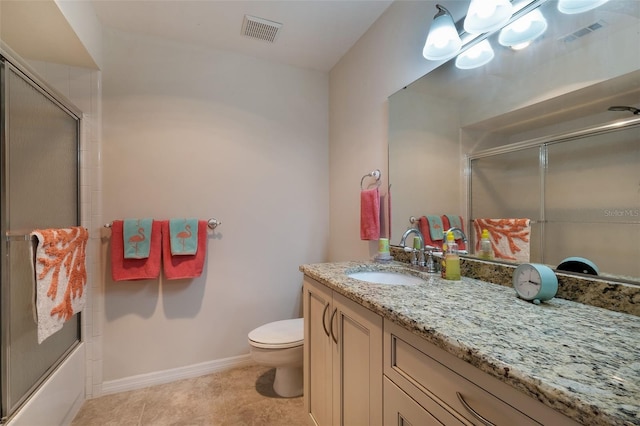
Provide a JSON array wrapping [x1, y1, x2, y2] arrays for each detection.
[[111, 220, 162, 281], [360, 188, 380, 240], [418, 216, 444, 250], [161, 220, 207, 280], [385, 187, 392, 240]]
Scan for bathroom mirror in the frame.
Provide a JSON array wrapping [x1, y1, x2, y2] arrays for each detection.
[[389, 0, 640, 283]]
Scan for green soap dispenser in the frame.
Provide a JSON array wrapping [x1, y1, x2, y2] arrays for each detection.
[[444, 232, 460, 281]]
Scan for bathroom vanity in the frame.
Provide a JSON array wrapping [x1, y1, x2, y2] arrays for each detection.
[[300, 262, 639, 426]]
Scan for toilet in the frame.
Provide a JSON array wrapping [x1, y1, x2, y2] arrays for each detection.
[[248, 318, 304, 397]]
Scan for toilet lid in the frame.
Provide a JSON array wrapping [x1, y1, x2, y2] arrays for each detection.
[[248, 318, 303, 349]]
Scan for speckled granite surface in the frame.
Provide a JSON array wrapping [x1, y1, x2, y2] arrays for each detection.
[[299, 261, 640, 426], [391, 247, 640, 317]]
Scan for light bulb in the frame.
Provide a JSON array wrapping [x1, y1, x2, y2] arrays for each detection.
[[499, 9, 547, 47], [464, 0, 513, 34], [558, 0, 610, 14], [423, 5, 462, 61], [455, 40, 495, 69]]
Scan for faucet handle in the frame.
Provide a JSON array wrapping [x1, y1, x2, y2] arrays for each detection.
[[403, 246, 419, 265]]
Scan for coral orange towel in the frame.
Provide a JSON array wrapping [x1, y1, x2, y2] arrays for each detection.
[[31, 227, 88, 344], [360, 188, 380, 240], [111, 220, 162, 281], [473, 218, 531, 262], [161, 220, 207, 280]]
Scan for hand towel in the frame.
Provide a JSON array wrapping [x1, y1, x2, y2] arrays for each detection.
[[169, 218, 199, 255], [444, 214, 462, 230], [360, 188, 380, 240], [418, 216, 445, 249], [473, 218, 531, 262], [162, 220, 207, 280], [123, 218, 153, 259], [441, 214, 466, 251], [387, 186, 392, 240], [30, 227, 88, 344], [379, 188, 392, 241], [111, 220, 162, 281]]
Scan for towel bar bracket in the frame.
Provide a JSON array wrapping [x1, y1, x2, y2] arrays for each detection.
[[207, 218, 221, 230]]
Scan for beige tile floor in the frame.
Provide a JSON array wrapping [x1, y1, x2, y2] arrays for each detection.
[[71, 364, 308, 426]]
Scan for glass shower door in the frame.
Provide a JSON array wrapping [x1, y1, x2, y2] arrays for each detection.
[[0, 58, 81, 420]]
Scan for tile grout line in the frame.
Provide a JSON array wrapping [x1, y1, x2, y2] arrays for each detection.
[[137, 402, 146, 426]]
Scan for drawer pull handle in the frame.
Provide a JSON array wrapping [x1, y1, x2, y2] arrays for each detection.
[[329, 308, 338, 344], [322, 303, 330, 337], [456, 392, 496, 426]]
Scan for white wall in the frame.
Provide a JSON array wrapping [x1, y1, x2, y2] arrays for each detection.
[[328, 1, 448, 261], [54, 0, 103, 69], [100, 29, 329, 382]]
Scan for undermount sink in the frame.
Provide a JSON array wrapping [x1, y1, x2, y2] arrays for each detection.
[[347, 271, 425, 286]]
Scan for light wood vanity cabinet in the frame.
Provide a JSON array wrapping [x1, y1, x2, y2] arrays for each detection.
[[384, 320, 580, 426], [302, 274, 580, 426], [302, 276, 383, 426]]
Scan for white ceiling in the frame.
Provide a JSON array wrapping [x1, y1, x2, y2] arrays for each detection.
[[90, 0, 394, 72]]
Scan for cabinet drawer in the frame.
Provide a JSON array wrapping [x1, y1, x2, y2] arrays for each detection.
[[387, 332, 539, 425], [384, 377, 464, 426]]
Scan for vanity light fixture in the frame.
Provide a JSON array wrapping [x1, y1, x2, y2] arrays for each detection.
[[498, 9, 548, 48], [558, 0, 610, 14], [455, 40, 495, 69], [423, 4, 462, 61], [464, 0, 513, 34]]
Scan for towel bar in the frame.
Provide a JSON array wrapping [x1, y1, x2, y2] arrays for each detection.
[[104, 218, 222, 230], [4, 232, 36, 242]]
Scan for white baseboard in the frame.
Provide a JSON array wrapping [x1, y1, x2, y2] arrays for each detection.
[[100, 354, 253, 396]]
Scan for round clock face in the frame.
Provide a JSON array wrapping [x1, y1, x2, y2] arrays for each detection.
[[513, 263, 558, 303]]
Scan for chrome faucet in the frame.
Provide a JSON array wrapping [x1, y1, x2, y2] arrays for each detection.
[[399, 228, 425, 267], [445, 227, 468, 242], [400, 227, 424, 248], [445, 227, 468, 253]]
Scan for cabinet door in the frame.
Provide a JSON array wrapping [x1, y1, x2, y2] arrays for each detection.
[[332, 291, 383, 426], [303, 278, 333, 426]]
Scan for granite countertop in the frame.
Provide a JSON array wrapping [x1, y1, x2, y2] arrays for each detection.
[[299, 261, 640, 426]]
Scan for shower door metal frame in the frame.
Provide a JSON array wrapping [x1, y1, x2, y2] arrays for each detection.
[[466, 116, 640, 275], [0, 51, 83, 422]]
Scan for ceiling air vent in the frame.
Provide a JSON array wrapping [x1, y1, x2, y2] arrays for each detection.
[[242, 15, 282, 43], [558, 20, 606, 43]]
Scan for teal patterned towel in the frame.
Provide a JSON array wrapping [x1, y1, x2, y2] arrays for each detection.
[[124, 218, 153, 259], [445, 215, 462, 229], [169, 218, 198, 255], [426, 215, 444, 240]]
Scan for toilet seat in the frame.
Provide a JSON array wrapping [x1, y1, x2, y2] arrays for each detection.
[[248, 318, 303, 349]]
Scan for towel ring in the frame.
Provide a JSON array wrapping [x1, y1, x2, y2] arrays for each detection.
[[360, 169, 381, 190]]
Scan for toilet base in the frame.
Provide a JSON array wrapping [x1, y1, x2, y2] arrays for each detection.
[[273, 366, 303, 398]]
